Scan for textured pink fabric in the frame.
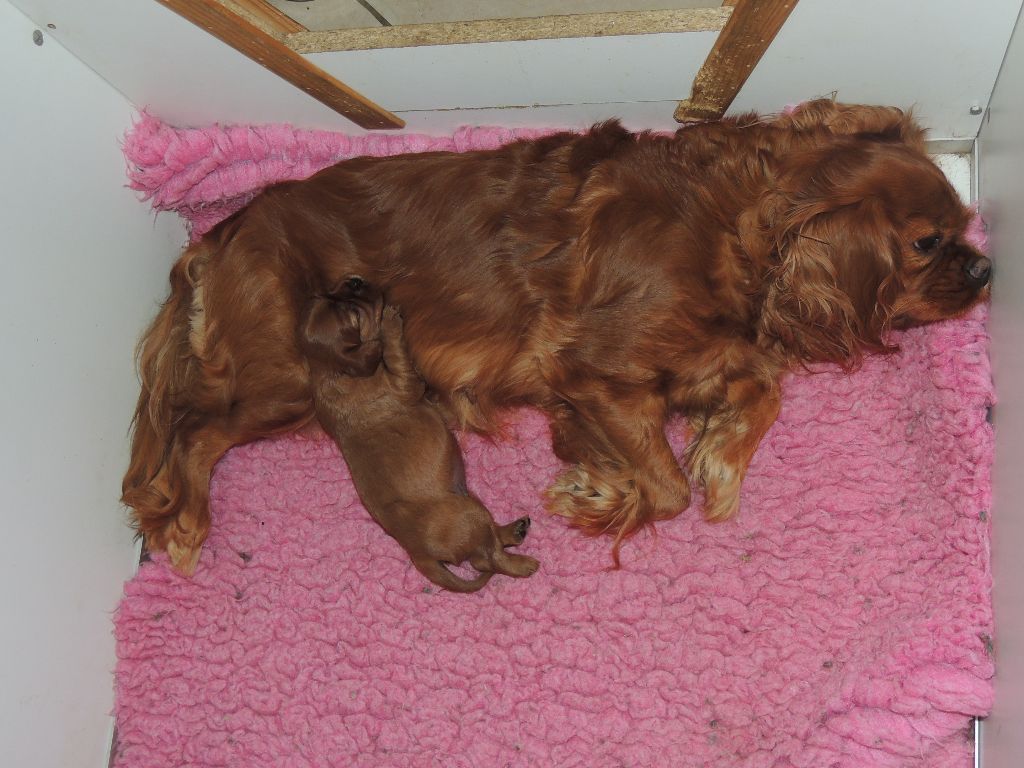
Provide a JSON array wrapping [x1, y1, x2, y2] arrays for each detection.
[[114, 116, 994, 767], [122, 113, 557, 238]]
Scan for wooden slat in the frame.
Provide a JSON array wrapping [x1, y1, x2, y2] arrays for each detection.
[[674, 0, 798, 122], [156, 0, 404, 130], [226, 0, 306, 36], [287, 8, 732, 53]]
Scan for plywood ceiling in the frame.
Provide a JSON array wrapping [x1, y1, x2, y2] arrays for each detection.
[[266, 0, 725, 31]]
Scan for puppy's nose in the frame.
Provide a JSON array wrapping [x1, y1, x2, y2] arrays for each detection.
[[965, 255, 992, 286]]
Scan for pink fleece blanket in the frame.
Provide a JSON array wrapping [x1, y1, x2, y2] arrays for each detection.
[[113, 116, 994, 767]]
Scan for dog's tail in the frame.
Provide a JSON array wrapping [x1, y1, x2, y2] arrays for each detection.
[[121, 243, 214, 567], [413, 558, 493, 593]]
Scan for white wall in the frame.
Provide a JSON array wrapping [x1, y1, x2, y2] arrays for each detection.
[[979, 4, 1024, 766], [0, 3, 186, 766], [8, 0, 1023, 136]]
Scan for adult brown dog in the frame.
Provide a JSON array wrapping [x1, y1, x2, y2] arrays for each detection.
[[300, 279, 539, 592], [124, 99, 991, 574]]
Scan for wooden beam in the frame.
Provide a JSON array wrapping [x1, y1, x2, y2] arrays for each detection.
[[155, 0, 404, 130], [674, 0, 798, 122], [225, 0, 306, 36], [287, 8, 732, 53]]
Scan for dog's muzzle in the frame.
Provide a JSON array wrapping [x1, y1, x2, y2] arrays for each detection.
[[965, 255, 992, 287]]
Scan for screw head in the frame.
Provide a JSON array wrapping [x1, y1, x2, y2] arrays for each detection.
[[970, 104, 984, 116], [32, 29, 43, 46]]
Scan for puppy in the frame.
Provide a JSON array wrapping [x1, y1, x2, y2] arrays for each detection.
[[300, 277, 539, 593], [125, 99, 991, 573]]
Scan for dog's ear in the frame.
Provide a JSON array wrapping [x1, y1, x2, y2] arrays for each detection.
[[740, 157, 903, 368], [779, 98, 925, 149], [301, 297, 382, 377]]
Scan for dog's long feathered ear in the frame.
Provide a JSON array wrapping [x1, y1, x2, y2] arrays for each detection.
[[301, 298, 382, 377], [741, 187, 902, 369], [778, 98, 926, 149]]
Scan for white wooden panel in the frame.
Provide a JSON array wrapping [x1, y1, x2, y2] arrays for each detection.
[[0, 3, 186, 766], [307, 32, 720, 111], [933, 152, 972, 204], [8, 0, 359, 129], [978, 6, 1024, 765], [731, 0, 1022, 139]]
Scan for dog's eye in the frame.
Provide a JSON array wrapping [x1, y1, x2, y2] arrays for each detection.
[[345, 277, 366, 293], [913, 234, 942, 253]]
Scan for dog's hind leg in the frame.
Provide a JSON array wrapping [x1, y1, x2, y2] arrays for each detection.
[[155, 393, 313, 574], [159, 425, 237, 575]]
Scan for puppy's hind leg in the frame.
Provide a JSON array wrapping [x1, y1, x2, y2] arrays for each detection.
[[486, 548, 540, 579], [412, 558, 493, 593], [484, 517, 540, 578]]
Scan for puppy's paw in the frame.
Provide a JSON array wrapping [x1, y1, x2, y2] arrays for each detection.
[[381, 304, 404, 327], [500, 552, 539, 578], [517, 555, 540, 577], [497, 516, 532, 547]]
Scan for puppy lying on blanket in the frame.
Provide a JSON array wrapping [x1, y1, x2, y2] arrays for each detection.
[[300, 277, 539, 592]]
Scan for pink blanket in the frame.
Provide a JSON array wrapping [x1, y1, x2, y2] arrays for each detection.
[[113, 116, 994, 767]]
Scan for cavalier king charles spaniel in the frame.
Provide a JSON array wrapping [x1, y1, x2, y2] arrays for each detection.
[[123, 99, 991, 574]]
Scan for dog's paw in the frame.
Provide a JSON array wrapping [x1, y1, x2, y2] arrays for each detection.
[[165, 533, 203, 576], [518, 555, 540, 577], [501, 552, 539, 578], [546, 468, 643, 568], [547, 465, 629, 511], [497, 516, 532, 547]]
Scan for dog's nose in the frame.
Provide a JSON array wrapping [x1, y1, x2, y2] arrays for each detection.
[[965, 255, 992, 286]]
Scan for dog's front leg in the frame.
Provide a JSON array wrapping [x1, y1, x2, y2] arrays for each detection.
[[379, 306, 426, 403], [545, 389, 691, 558], [685, 375, 781, 522]]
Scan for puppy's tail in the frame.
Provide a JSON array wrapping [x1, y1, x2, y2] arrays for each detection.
[[121, 242, 214, 567], [413, 559, 493, 593]]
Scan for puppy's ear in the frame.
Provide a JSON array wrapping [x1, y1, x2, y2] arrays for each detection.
[[780, 99, 925, 148], [301, 298, 382, 377], [742, 188, 901, 368]]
